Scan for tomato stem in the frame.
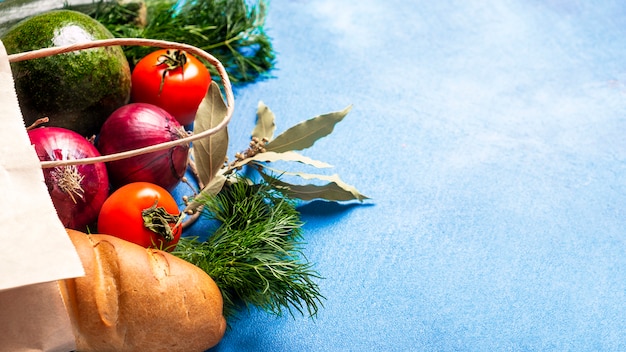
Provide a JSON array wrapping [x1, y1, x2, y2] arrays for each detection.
[[142, 200, 180, 241], [155, 49, 187, 95]]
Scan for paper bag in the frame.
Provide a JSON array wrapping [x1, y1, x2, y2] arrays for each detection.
[[0, 41, 85, 350], [0, 282, 76, 352]]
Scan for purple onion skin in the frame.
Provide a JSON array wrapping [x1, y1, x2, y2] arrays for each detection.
[[27, 127, 110, 231], [96, 103, 190, 191]]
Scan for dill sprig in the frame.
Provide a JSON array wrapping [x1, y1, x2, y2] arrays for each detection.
[[74, 0, 275, 84], [173, 179, 324, 320]]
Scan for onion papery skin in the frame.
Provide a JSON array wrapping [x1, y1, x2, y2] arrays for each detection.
[[97, 103, 190, 191], [27, 126, 110, 231]]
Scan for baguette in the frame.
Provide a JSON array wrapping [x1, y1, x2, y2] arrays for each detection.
[[59, 229, 226, 352]]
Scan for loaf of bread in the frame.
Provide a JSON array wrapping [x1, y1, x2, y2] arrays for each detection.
[[59, 229, 226, 352]]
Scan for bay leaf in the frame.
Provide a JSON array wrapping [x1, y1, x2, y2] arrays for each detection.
[[183, 174, 228, 213], [259, 171, 369, 202], [192, 81, 229, 186], [232, 151, 333, 169], [251, 101, 276, 141], [265, 105, 352, 153]]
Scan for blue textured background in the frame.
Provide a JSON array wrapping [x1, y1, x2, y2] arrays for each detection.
[[184, 1, 626, 350]]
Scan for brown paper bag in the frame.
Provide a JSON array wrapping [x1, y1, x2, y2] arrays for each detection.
[[0, 40, 84, 350], [0, 282, 75, 352]]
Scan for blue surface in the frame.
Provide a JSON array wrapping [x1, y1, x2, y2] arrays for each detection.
[[183, 1, 626, 350]]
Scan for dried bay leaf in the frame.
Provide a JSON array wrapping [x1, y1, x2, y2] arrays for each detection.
[[184, 174, 228, 213], [265, 105, 352, 153], [259, 171, 369, 202], [193, 81, 229, 186], [252, 101, 276, 141], [232, 151, 333, 169]]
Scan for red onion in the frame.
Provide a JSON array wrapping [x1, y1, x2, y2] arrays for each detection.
[[96, 103, 190, 191], [27, 126, 110, 231]]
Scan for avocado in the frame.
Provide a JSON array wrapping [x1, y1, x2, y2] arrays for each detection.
[[1, 9, 131, 136]]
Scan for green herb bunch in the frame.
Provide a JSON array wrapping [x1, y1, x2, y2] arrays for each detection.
[[173, 178, 324, 320], [72, 0, 275, 84], [168, 82, 369, 323]]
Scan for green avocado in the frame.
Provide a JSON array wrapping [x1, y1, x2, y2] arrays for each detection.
[[1, 9, 131, 136]]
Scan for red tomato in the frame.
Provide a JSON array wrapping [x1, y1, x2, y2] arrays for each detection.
[[97, 182, 182, 250], [131, 49, 211, 126]]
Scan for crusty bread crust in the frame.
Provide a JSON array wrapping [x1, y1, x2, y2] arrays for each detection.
[[61, 229, 226, 352]]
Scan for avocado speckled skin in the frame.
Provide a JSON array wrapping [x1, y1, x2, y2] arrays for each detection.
[[2, 10, 131, 137]]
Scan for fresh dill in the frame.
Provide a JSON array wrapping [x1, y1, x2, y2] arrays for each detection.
[[172, 178, 324, 320], [71, 0, 275, 84]]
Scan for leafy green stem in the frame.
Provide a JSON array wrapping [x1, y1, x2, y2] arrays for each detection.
[[71, 0, 275, 84]]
